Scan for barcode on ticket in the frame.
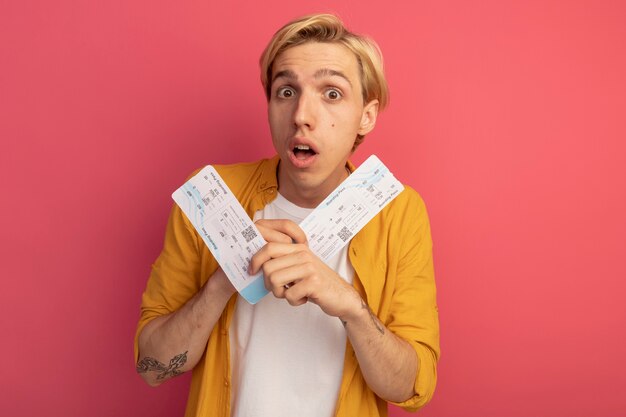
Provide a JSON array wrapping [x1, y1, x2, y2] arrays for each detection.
[[337, 226, 353, 242], [241, 225, 258, 243]]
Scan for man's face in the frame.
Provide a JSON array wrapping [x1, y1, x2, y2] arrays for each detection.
[[268, 41, 378, 207]]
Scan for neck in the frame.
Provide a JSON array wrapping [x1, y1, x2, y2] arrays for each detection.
[[277, 163, 351, 208]]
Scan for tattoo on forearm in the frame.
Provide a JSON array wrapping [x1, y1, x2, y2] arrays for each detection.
[[136, 351, 188, 380], [362, 300, 385, 335]]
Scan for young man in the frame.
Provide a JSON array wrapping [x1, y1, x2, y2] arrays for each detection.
[[135, 13, 439, 417]]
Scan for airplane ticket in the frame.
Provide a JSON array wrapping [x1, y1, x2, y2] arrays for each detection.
[[299, 154, 404, 261], [172, 154, 403, 304], [172, 167, 268, 304]]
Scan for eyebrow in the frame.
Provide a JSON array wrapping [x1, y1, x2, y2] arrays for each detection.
[[272, 69, 298, 83], [272, 68, 353, 88], [314, 68, 352, 88]]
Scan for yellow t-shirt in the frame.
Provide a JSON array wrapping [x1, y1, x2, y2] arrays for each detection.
[[135, 155, 440, 417]]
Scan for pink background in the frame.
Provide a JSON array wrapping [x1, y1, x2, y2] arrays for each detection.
[[1, 1, 625, 416]]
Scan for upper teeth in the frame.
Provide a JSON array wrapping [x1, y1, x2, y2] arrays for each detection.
[[295, 145, 310, 150]]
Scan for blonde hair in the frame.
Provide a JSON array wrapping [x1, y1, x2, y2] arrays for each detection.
[[260, 14, 389, 147]]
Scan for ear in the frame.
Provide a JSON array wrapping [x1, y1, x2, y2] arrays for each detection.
[[357, 99, 379, 136]]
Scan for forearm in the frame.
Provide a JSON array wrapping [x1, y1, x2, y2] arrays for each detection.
[[340, 294, 418, 403], [136, 269, 234, 386]]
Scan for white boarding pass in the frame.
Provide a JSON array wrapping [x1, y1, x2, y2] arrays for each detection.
[[299, 154, 404, 261], [172, 154, 403, 304], [172, 168, 268, 304]]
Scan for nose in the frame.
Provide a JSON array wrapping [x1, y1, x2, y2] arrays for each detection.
[[293, 91, 316, 130]]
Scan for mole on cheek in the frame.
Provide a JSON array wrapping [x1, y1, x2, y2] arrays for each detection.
[[332, 124, 335, 127]]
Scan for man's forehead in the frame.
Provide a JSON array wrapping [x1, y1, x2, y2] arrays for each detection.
[[272, 68, 353, 88], [272, 42, 360, 81]]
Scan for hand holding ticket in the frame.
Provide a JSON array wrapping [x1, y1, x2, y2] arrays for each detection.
[[172, 155, 404, 304]]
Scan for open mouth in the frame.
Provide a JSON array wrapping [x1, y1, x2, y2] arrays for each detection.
[[293, 144, 317, 160]]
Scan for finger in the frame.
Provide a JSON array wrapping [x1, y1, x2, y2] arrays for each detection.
[[260, 260, 309, 298], [261, 258, 294, 296], [267, 280, 287, 299], [255, 219, 308, 244], [255, 221, 293, 244], [248, 242, 307, 274], [282, 276, 316, 306], [264, 262, 315, 294], [260, 250, 310, 276], [284, 287, 308, 307]]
